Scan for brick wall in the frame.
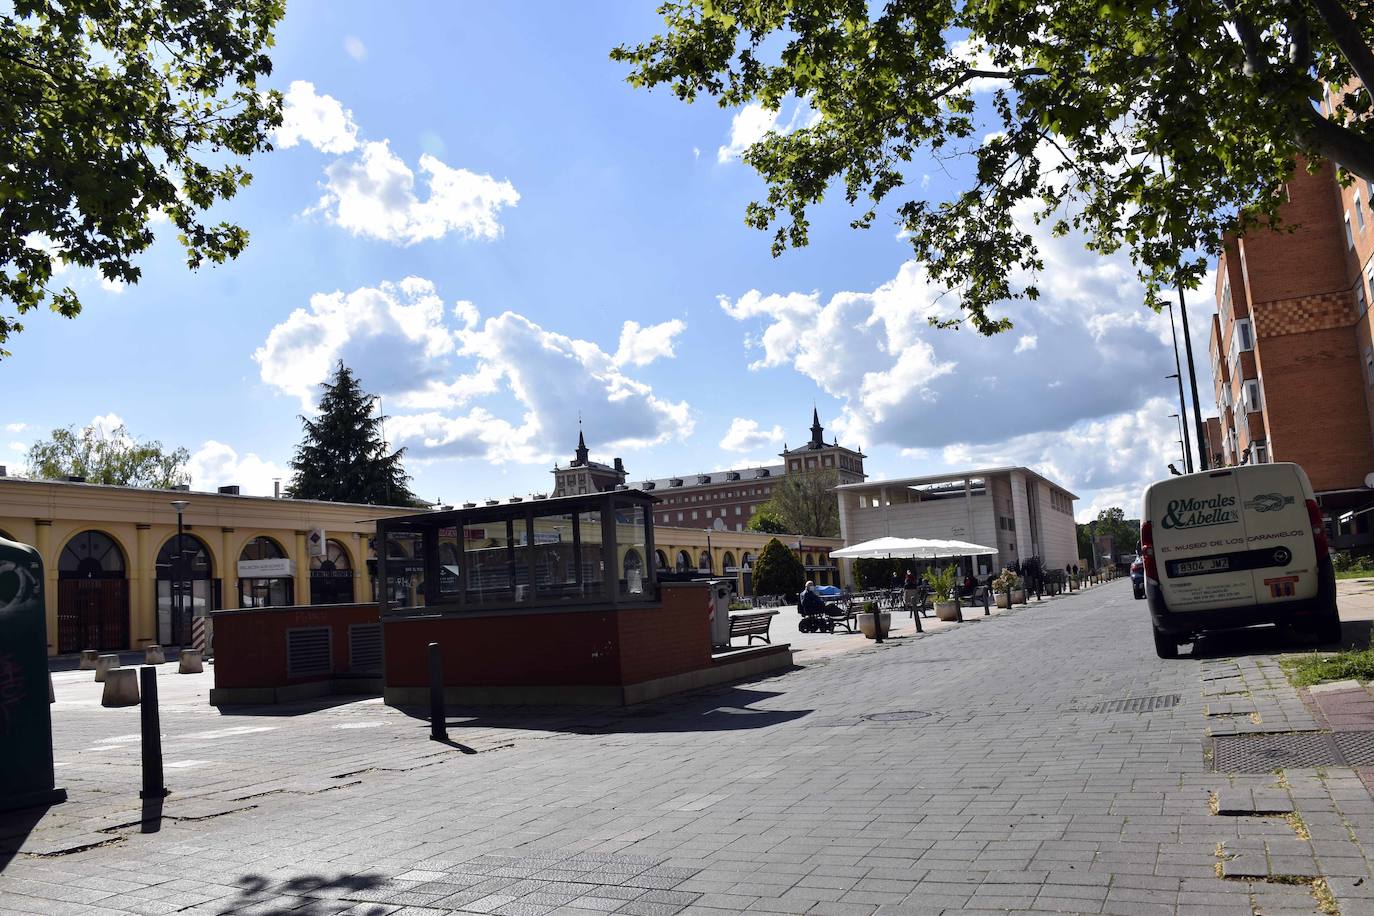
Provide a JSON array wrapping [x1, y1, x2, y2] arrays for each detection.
[[212, 603, 379, 689], [1257, 324, 1374, 491], [1240, 162, 1349, 307], [617, 585, 711, 685]]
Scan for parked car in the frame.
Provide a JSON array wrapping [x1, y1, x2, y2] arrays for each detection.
[[1130, 556, 1145, 600], [1140, 462, 1339, 658]]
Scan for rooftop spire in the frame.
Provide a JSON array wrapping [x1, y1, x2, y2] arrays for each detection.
[[809, 408, 824, 448], [574, 428, 589, 465]]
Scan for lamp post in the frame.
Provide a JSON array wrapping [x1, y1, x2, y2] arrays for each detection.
[[170, 499, 190, 645], [704, 530, 713, 575], [1166, 371, 1194, 474]]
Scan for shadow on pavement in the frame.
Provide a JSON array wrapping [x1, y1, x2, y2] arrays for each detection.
[[1189, 619, 1372, 659], [398, 686, 812, 736], [228, 871, 390, 916], [0, 803, 51, 872], [213, 693, 381, 717]]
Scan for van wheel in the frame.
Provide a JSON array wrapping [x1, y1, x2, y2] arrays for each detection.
[[1152, 626, 1179, 659], [1316, 607, 1342, 646]]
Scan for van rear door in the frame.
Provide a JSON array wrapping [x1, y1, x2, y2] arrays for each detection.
[[1232, 463, 1318, 604], [1151, 469, 1253, 611]]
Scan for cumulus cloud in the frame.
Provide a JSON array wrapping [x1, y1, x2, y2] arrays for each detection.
[[5, 423, 26, 433], [313, 140, 519, 245], [717, 102, 820, 163], [613, 319, 686, 367], [257, 279, 693, 467], [343, 36, 367, 61], [274, 81, 359, 155], [1015, 334, 1038, 353], [188, 441, 288, 497], [719, 418, 785, 452]]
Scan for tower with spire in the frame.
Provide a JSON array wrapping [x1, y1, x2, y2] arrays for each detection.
[[780, 409, 867, 484], [551, 426, 627, 496]]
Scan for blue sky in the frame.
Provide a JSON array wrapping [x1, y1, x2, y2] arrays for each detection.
[[0, 2, 1215, 520]]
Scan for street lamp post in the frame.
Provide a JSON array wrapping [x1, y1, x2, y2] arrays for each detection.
[[704, 530, 713, 575], [1167, 366, 1194, 473], [170, 499, 190, 646]]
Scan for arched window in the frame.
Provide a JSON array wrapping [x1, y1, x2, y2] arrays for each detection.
[[722, 551, 737, 572], [310, 539, 353, 605], [655, 549, 669, 571], [59, 531, 125, 579], [238, 536, 292, 608], [622, 549, 644, 596], [804, 552, 815, 570], [676, 550, 691, 572], [699, 550, 711, 571], [156, 533, 217, 645], [741, 551, 754, 569]]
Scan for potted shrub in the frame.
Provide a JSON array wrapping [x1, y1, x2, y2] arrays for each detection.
[[1010, 576, 1027, 604], [856, 599, 889, 639], [992, 570, 1019, 608], [924, 565, 962, 621]]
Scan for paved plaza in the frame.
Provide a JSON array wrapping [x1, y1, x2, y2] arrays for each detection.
[[7, 582, 1374, 915]]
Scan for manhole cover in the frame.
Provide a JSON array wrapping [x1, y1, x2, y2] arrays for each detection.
[[863, 710, 932, 723], [1213, 732, 1340, 771], [1088, 694, 1181, 714]]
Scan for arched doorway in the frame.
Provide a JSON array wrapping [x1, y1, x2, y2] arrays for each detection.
[[654, 549, 669, 571], [58, 531, 128, 652], [155, 533, 218, 646], [675, 550, 691, 572], [698, 550, 711, 573], [310, 540, 354, 605], [238, 536, 293, 608], [622, 548, 644, 597]]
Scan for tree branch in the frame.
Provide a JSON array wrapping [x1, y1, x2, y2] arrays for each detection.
[[1298, 105, 1374, 182], [1309, 0, 1374, 93], [1288, 0, 1311, 67], [1219, 0, 1269, 74]]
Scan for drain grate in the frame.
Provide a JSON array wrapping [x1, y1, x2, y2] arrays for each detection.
[[1210, 731, 1374, 771], [1088, 694, 1181, 714], [863, 710, 932, 723]]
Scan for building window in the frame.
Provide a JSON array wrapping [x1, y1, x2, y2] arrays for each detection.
[[691, 511, 698, 520], [1347, 212, 1356, 249], [1242, 379, 1263, 413], [1366, 347, 1374, 387], [676, 511, 683, 522], [1359, 284, 1369, 317], [1358, 192, 1368, 232], [1366, 261, 1374, 306]]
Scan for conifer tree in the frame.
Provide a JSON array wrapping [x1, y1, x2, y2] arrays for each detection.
[[287, 362, 417, 505]]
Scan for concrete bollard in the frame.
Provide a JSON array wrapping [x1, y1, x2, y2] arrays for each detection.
[[79, 649, 99, 670], [94, 654, 121, 683], [178, 649, 202, 674], [145, 645, 166, 665], [101, 668, 140, 707]]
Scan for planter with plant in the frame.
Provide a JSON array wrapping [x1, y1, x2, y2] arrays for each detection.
[[923, 565, 962, 621], [992, 570, 1022, 608], [856, 600, 889, 639]]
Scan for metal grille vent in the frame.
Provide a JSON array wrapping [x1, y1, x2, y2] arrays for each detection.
[[287, 627, 331, 677], [1215, 731, 1374, 772], [1088, 694, 1181, 714], [348, 623, 382, 674]]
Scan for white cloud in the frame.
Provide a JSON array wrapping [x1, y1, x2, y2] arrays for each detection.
[[257, 279, 693, 467], [719, 418, 785, 452], [5, 423, 26, 433], [100, 276, 126, 295], [343, 36, 367, 61], [274, 81, 359, 155], [88, 413, 126, 438], [187, 441, 288, 497], [313, 140, 518, 245], [1014, 334, 1038, 353], [613, 319, 686, 367], [7, 441, 25, 453], [254, 277, 461, 410], [717, 102, 819, 163]]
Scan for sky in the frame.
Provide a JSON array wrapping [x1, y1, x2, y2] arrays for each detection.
[[0, 2, 1219, 523]]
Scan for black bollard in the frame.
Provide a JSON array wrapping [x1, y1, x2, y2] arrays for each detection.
[[428, 642, 446, 742], [139, 666, 168, 799], [983, 588, 991, 616]]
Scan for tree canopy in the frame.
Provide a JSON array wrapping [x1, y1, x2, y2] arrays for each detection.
[[287, 362, 418, 506], [752, 536, 807, 597], [26, 422, 189, 488], [0, 0, 284, 356], [614, 0, 1374, 331], [1078, 506, 1141, 565], [750, 469, 841, 537]]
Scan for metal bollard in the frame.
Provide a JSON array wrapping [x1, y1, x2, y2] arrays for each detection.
[[139, 667, 168, 799], [428, 642, 446, 742], [983, 588, 991, 616]]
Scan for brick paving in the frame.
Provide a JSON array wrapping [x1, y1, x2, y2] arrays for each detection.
[[3, 580, 1374, 914]]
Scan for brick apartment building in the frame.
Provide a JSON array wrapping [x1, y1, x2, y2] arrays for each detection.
[[1209, 158, 1374, 551]]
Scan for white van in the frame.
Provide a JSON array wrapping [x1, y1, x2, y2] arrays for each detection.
[[1140, 462, 1338, 658]]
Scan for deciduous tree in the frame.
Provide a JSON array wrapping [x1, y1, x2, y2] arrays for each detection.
[[614, 1, 1374, 331], [1, 0, 285, 356], [752, 469, 840, 537], [26, 423, 189, 488]]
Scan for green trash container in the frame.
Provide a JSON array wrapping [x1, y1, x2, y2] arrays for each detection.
[[0, 535, 67, 812]]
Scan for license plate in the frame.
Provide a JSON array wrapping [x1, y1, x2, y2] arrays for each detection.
[[1175, 557, 1229, 575]]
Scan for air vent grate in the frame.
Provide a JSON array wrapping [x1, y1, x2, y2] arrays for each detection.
[[287, 627, 331, 677], [348, 623, 382, 674], [1088, 694, 1181, 714]]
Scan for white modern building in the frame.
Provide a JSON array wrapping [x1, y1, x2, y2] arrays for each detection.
[[835, 467, 1079, 575]]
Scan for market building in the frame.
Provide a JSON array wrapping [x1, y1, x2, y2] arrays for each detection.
[[834, 467, 1078, 576]]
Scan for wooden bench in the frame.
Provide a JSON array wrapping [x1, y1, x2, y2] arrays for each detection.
[[729, 610, 778, 645]]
